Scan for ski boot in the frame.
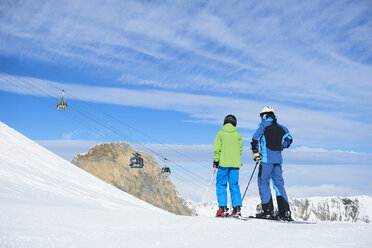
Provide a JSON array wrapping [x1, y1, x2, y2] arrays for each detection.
[[278, 211, 293, 221], [216, 206, 229, 217], [255, 204, 275, 219], [231, 206, 241, 217]]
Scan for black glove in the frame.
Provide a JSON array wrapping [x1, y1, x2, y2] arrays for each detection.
[[213, 161, 219, 169]]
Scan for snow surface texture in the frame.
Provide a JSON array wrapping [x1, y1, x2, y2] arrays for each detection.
[[0, 121, 371, 248]]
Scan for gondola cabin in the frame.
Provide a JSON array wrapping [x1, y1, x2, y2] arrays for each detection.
[[161, 158, 171, 176], [129, 152, 144, 168], [57, 90, 68, 111], [161, 166, 171, 177]]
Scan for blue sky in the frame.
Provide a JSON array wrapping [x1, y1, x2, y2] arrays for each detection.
[[0, 0, 371, 200]]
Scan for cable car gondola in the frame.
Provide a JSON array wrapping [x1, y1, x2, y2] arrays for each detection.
[[129, 152, 144, 168], [57, 90, 68, 111], [161, 158, 171, 176]]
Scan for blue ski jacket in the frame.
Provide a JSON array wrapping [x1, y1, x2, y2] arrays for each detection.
[[251, 117, 293, 164]]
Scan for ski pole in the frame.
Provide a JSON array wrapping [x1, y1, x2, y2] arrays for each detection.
[[201, 167, 217, 204], [241, 161, 260, 202]]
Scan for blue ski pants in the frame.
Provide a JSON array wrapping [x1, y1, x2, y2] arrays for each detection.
[[216, 167, 242, 207], [258, 162, 289, 205]]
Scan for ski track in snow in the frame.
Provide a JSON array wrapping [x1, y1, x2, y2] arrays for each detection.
[[0, 121, 371, 248]]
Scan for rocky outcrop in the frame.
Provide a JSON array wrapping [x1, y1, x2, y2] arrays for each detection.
[[71, 142, 195, 216]]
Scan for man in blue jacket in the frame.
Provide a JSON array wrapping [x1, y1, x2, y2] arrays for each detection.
[[251, 106, 293, 221]]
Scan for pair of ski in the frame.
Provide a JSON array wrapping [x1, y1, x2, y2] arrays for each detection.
[[221, 215, 315, 224]]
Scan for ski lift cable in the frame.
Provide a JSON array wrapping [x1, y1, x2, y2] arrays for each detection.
[[168, 169, 210, 191], [4, 74, 47, 97], [66, 104, 210, 189], [5, 76, 120, 142], [69, 117, 211, 195], [9, 74, 164, 161], [55, 96, 209, 183], [6, 78, 213, 196], [45, 81, 211, 170], [170, 174, 210, 196], [6, 76, 214, 192], [18, 78, 215, 194], [69, 104, 208, 183], [70, 96, 212, 171], [5, 76, 140, 149], [16, 75, 212, 185]]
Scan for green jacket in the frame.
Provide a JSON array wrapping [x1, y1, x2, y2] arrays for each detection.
[[213, 123, 243, 168]]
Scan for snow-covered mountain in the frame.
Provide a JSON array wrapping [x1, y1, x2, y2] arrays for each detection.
[[0, 121, 371, 248], [291, 196, 371, 222], [189, 196, 372, 223]]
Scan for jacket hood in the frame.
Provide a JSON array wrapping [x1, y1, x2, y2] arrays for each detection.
[[221, 123, 237, 133]]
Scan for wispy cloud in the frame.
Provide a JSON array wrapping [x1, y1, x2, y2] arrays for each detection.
[[1, 73, 372, 151], [1, 0, 371, 116]]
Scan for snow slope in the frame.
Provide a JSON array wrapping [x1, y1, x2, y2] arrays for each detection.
[[0, 121, 371, 248]]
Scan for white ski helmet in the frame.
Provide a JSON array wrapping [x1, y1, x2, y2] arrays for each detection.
[[260, 106, 275, 119], [260, 106, 275, 115]]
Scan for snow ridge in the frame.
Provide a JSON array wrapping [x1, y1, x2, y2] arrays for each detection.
[[0, 121, 166, 213]]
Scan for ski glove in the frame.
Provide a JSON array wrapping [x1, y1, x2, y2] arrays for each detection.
[[253, 153, 262, 162], [213, 161, 219, 169]]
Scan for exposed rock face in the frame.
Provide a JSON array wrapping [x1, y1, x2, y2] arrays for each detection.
[[71, 142, 195, 216]]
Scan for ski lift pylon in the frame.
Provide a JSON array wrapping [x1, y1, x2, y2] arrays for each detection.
[[57, 90, 68, 111], [129, 152, 144, 168], [161, 158, 171, 176]]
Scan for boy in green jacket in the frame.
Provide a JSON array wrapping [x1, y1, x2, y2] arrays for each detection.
[[213, 115, 243, 217]]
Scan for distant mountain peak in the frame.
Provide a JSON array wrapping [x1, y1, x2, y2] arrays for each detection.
[[189, 195, 371, 223]]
